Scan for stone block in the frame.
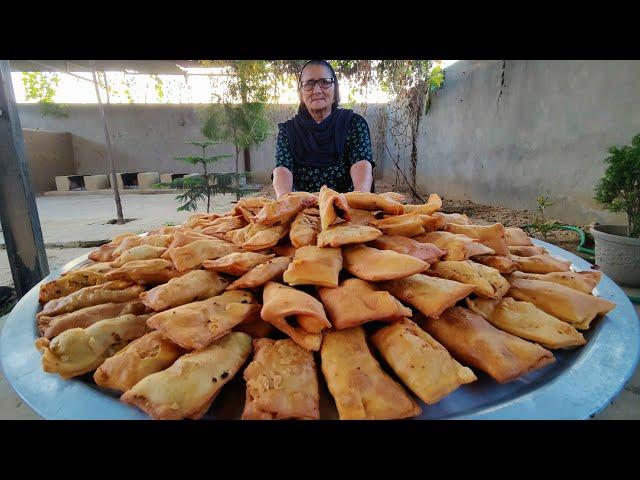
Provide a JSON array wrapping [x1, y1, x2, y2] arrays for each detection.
[[83, 175, 110, 191], [137, 172, 161, 189]]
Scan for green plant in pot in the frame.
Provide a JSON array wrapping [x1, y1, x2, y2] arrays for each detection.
[[592, 133, 640, 286]]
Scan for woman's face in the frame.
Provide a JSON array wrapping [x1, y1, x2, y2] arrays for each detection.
[[299, 64, 335, 113]]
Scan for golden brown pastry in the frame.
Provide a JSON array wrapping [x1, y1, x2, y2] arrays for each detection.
[[94, 330, 186, 392], [509, 253, 571, 274], [283, 246, 343, 288], [344, 192, 404, 215], [342, 244, 428, 281], [226, 256, 292, 290], [414, 231, 495, 261], [35, 314, 150, 380], [234, 316, 275, 338], [378, 192, 407, 204], [164, 230, 212, 251], [348, 208, 378, 226], [432, 212, 470, 226], [420, 307, 555, 383], [168, 238, 241, 271], [242, 338, 320, 420], [289, 209, 321, 248], [402, 193, 442, 215], [320, 326, 421, 420], [316, 222, 382, 248], [38, 280, 145, 318], [507, 270, 602, 294], [121, 332, 252, 420], [419, 214, 446, 232], [508, 245, 547, 257], [272, 244, 298, 258], [113, 234, 173, 257], [426, 260, 510, 299], [109, 245, 168, 268], [446, 223, 509, 256], [505, 227, 533, 246], [253, 192, 317, 226], [260, 282, 331, 351], [202, 252, 275, 276], [507, 277, 616, 329], [147, 290, 261, 350], [88, 244, 117, 263], [225, 223, 289, 252], [201, 215, 247, 235], [183, 212, 222, 229], [39, 270, 108, 304], [39, 299, 146, 340], [140, 270, 229, 312], [370, 212, 425, 237], [318, 185, 351, 231], [318, 278, 412, 329], [370, 235, 445, 263], [466, 297, 586, 350], [70, 262, 114, 275], [473, 254, 518, 274], [370, 319, 477, 404], [105, 259, 181, 284], [379, 274, 475, 319]]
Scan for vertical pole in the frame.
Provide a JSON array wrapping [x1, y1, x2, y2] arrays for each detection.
[[90, 61, 124, 224], [0, 61, 49, 297]]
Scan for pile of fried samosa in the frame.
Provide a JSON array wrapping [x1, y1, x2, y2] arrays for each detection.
[[34, 186, 616, 420]]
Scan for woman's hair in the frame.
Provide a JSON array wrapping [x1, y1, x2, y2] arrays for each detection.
[[297, 59, 340, 112]]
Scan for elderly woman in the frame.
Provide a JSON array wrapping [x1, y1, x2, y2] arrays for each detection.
[[272, 60, 375, 198]]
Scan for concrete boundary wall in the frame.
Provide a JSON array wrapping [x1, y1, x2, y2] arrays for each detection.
[[379, 60, 640, 225]]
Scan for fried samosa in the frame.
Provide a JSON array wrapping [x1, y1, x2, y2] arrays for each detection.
[[168, 238, 241, 271], [147, 290, 261, 350], [426, 260, 510, 299], [505, 227, 533, 246], [507, 277, 616, 329], [140, 270, 229, 312], [446, 223, 509, 256], [420, 307, 555, 383], [283, 246, 343, 288], [105, 259, 181, 284], [370, 318, 477, 404], [379, 274, 475, 319], [473, 254, 519, 274], [35, 313, 150, 380], [242, 338, 320, 420], [202, 252, 275, 276], [342, 244, 428, 281], [370, 212, 425, 237], [414, 231, 495, 261], [507, 270, 602, 294], [225, 223, 289, 252], [402, 193, 443, 215], [370, 235, 445, 264], [466, 297, 586, 349], [39, 270, 108, 304], [253, 192, 317, 226], [344, 192, 404, 215], [318, 278, 412, 329], [318, 185, 351, 231], [94, 330, 186, 392], [289, 209, 322, 248], [110, 245, 168, 268], [121, 332, 252, 420], [316, 222, 382, 248], [508, 245, 547, 257], [320, 326, 421, 420], [509, 253, 571, 274], [226, 256, 292, 290]]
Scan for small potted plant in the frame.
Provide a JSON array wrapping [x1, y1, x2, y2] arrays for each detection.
[[592, 133, 640, 286]]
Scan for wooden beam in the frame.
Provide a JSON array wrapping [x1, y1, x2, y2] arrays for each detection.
[[0, 60, 49, 297]]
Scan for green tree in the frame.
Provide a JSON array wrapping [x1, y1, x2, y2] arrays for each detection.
[[163, 140, 250, 213], [21, 71, 70, 117], [594, 134, 640, 237]]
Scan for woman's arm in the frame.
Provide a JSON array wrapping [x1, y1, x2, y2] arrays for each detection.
[[350, 160, 373, 193], [273, 166, 293, 199]]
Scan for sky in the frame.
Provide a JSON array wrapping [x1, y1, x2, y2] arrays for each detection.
[[11, 60, 460, 104]]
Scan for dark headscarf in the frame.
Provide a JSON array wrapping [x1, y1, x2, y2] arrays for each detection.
[[280, 106, 354, 168]]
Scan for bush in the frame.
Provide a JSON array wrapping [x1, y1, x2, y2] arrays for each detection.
[[594, 134, 640, 238]]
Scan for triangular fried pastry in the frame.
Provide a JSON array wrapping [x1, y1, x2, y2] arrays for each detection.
[[344, 192, 404, 215], [420, 307, 555, 383], [260, 282, 331, 351], [253, 192, 318, 226], [509, 253, 571, 274], [370, 318, 477, 404], [446, 223, 509, 256], [505, 227, 533, 246], [316, 222, 382, 248], [289, 208, 322, 247], [466, 297, 586, 350], [379, 274, 475, 319], [402, 193, 442, 215], [414, 231, 495, 261], [283, 246, 343, 288], [507, 270, 602, 294], [320, 326, 421, 420], [370, 235, 445, 263], [226, 256, 292, 290], [318, 185, 351, 231], [370, 212, 425, 237], [202, 252, 275, 276], [343, 244, 428, 281], [318, 278, 412, 329], [426, 260, 510, 299]]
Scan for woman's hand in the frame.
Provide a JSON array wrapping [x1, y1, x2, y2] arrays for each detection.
[[273, 166, 293, 199], [350, 160, 373, 192]]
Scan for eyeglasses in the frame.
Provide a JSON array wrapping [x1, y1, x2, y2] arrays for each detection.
[[300, 78, 335, 91]]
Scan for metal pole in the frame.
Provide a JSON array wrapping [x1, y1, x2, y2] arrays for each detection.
[[90, 60, 124, 224], [0, 60, 49, 297]]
